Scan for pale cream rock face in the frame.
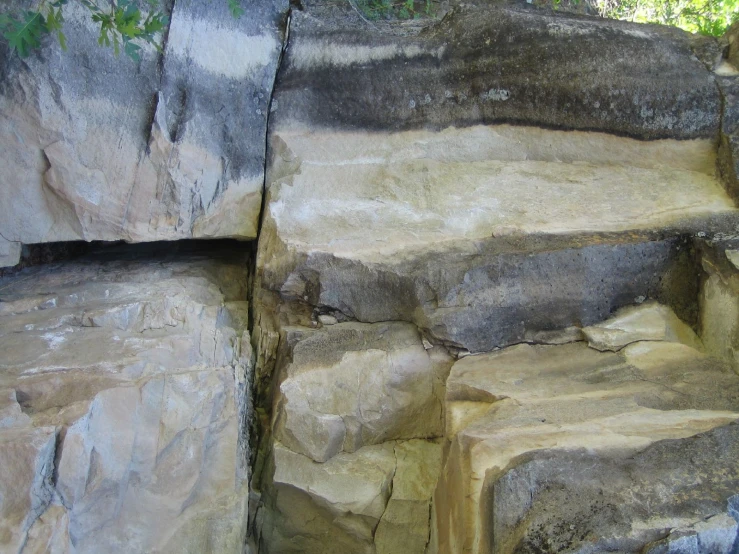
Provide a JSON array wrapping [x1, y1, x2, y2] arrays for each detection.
[[262, 439, 443, 554], [0, 256, 251, 553], [701, 270, 739, 368], [266, 126, 734, 261], [375, 440, 443, 554], [274, 328, 443, 462], [56, 370, 247, 554], [582, 301, 703, 352], [271, 322, 447, 463]]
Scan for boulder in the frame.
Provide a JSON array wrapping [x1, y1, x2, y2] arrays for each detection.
[[0, 250, 252, 553], [0, 0, 288, 267], [272, 322, 449, 462]]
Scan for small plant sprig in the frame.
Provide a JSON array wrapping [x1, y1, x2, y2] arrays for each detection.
[[355, 0, 435, 21], [0, 0, 244, 60], [80, 0, 168, 61], [0, 0, 68, 57]]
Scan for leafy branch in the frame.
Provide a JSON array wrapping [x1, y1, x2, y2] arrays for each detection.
[[355, 0, 436, 21], [0, 0, 242, 60]]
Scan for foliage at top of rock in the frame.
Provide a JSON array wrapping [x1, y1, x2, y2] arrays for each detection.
[[0, 0, 239, 59]]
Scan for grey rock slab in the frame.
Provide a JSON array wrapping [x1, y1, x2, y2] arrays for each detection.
[[274, 4, 719, 138], [259, 229, 703, 353], [0, 0, 288, 265], [644, 513, 739, 554]]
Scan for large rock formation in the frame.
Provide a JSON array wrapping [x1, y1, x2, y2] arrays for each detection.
[[4, 0, 739, 552], [257, 1, 738, 355], [249, 2, 739, 553], [0, 248, 252, 553], [0, 0, 288, 267]]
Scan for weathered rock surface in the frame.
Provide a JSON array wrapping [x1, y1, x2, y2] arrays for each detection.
[[701, 241, 739, 370], [0, 0, 288, 267], [257, 2, 738, 354], [249, 6, 739, 554], [436, 325, 739, 553], [258, 439, 442, 554], [0, 249, 252, 553], [254, 318, 450, 553], [274, 3, 720, 138]]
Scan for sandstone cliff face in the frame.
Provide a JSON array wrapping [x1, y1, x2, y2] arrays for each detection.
[[4, 0, 739, 553]]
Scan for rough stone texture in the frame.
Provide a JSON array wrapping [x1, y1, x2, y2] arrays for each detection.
[[274, 3, 720, 138], [254, 318, 450, 553], [0, 249, 252, 553], [0, 0, 288, 267], [257, 439, 442, 554], [374, 439, 443, 554], [436, 328, 739, 553], [700, 242, 739, 370], [258, 226, 704, 354], [258, 8, 737, 353], [644, 512, 739, 554], [0, 427, 57, 552], [249, 8, 739, 553]]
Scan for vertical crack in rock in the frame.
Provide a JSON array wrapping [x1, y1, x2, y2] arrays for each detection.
[[257, 8, 292, 240], [373, 442, 399, 543]]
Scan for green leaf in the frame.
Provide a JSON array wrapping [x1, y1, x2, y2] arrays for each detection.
[[3, 11, 48, 57], [228, 0, 245, 18], [124, 40, 141, 61], [58, 30, 67, 50]]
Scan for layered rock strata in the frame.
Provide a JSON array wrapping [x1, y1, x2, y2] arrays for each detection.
[[257, 2, 739, 356], [250, 3, 739, 553], [4, 0, 739, 552], [0, 250, 252, 553]]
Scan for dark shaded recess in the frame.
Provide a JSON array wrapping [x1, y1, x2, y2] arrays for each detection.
[[298, 236, 700, 352], [273, 4, 720, 139], [485, 422, 739, 553], [0, 239, 255, 279]]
